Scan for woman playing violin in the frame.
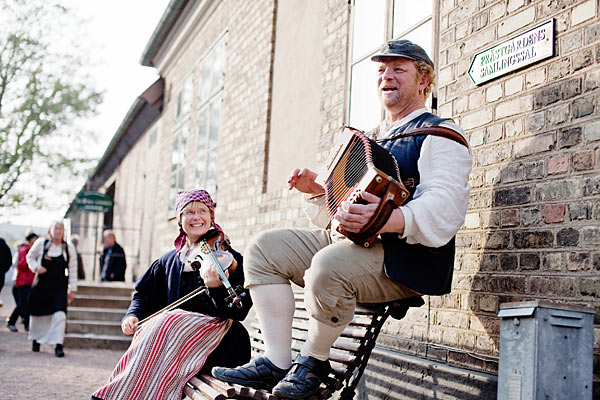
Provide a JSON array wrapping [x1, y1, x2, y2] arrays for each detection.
[[92, 189, 252, 400]]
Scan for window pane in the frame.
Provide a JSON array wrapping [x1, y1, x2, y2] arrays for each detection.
[[209, 99, 220, 148], [349, 59, 381, 131], [352, 0, 386, 61], [205, 178, 217, 203], [197, 108, 208, 149], [177, 167, 185, 188], [171, 134, 180, 171], [182, 77, 193, 115], [393, 0, 431, 37], [199, 54, 213, 103], [213, 39, 226, 91], [400, 20, 432, 61]]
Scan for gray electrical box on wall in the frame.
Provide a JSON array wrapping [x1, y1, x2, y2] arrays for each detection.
[[497, 301, 594, 399]]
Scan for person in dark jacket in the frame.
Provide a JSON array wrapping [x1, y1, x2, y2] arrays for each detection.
[[0, 237, 12, 303], [7, 232, 38, 332], [91, 189, 252, 400], [99, 231, 126, 282]]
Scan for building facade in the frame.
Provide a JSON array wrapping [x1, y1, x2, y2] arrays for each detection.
[[67, 0, 599, 396]]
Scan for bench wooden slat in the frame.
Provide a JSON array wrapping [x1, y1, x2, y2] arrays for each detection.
[[187, 378, 226, 400], [249, 323, 363, 354], [195, 375, 237, 398], [184, 383, 208, 400]]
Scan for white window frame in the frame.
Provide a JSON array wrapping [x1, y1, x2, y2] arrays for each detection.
[[348, 0, 437, 130]]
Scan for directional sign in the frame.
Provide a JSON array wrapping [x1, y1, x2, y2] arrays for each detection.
[[468, 19, 554, 86], [75, 191, 113, 212]]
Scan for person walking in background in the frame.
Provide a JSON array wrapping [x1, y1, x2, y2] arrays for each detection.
[[99, 230, 126, 282], [71, 234, 86, 280], [7, 232, 38, 332], [26, 220, 77, 357], [0, 237, 12, 307]]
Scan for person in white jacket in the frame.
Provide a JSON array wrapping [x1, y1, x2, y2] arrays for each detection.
[[213, 39, 472, 398], [26, 220, 77, 357]]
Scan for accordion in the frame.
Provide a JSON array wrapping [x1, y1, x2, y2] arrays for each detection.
[[316, 126, 410, 247]]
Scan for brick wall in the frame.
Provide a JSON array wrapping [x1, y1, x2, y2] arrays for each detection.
[[438, 0, 599, 385], [80, 0, 599, 394]]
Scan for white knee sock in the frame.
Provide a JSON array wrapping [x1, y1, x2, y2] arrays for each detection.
[[301, 317, 346, 361], [250, 284, 295, 369]]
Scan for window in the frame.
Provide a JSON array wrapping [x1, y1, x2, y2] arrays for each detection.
[[175, 77, 193, 119], [168, 124, 189, 211], [195, 97, 221, 200], [195, 35, 226, 201], [349, 0, 434, 130]]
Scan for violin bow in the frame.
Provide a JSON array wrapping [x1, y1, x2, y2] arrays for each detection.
[[135, 285, 211, 331]]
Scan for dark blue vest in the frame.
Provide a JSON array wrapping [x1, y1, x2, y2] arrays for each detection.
[[373, 112, 456, 296]]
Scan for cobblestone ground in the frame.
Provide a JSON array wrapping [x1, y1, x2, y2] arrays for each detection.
[[0, 284, 124, 400]]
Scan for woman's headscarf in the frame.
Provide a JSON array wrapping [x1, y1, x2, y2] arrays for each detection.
[[173, 189, 222, 251]]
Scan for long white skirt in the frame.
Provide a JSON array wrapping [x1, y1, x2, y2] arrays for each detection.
[[28, 311, 66, 345]]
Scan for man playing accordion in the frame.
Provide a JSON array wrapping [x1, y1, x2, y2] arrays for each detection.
[[213, 39, 472, 399]]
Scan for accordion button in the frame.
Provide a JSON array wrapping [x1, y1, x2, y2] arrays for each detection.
[[375, 176, 382, 183]]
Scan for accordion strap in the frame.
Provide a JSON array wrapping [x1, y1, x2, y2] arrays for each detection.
[[378, 126, 469, 148]]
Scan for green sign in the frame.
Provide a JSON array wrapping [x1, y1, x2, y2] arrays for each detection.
[[75, 191, 113, 212]]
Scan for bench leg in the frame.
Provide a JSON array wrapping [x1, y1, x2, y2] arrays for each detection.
[[339, 307, 397, 400]]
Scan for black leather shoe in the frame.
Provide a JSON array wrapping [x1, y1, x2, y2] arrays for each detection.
[[55, 344, 65, 357], [32, 340, 40, 352], [272, 355, 331, 399], [7, 323, 18, 332], [212, 356, 290, 391]]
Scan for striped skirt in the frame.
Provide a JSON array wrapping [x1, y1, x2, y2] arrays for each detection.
[[92, 310, 231, 400]]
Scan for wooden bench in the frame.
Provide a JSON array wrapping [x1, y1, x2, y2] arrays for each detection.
[[184, 288, 424, 400]]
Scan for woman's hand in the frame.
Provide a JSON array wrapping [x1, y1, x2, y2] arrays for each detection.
[[121, 316, 139, 335], [200, 253, 231, 288], [67, 290, 75, 305], [37, 266, 47, 274], [288, 168, 325, 195]]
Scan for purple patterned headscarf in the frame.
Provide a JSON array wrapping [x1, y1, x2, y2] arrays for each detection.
[[174, 189, 222, 251]]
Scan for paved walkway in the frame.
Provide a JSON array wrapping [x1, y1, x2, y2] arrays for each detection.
[[0, 284, 124, 399]]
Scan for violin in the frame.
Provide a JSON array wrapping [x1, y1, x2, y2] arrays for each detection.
[[135, 230, 244, 331], [187, 230, 244, 309]]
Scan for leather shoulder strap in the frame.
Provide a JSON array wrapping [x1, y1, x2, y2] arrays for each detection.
[[397, 126, 469, 148]]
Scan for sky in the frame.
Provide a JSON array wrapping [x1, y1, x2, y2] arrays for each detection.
[[1, 0, 171, 228]]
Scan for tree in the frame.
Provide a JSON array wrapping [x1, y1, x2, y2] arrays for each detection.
[[0, 0, 102, 210]]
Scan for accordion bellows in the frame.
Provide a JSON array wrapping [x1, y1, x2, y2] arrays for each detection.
[[316, 126, 410, 247]]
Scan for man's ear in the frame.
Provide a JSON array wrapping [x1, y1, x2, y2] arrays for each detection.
[[418, 73, 430, 93]]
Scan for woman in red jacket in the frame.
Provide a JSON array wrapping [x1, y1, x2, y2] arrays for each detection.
[[7, 232, 38, 332]]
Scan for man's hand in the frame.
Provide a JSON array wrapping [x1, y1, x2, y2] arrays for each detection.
[[287, 168, 325, 195], [334, 191, 381, 233], [37, 266, 47, 274], [335, 190, 406, 235], [67, 290, 75, 305], [122, 316, 139, 335]]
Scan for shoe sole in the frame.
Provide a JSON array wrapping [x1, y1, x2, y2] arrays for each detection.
[[211, 371, 276, 391], [272, 387, 320, 399]]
